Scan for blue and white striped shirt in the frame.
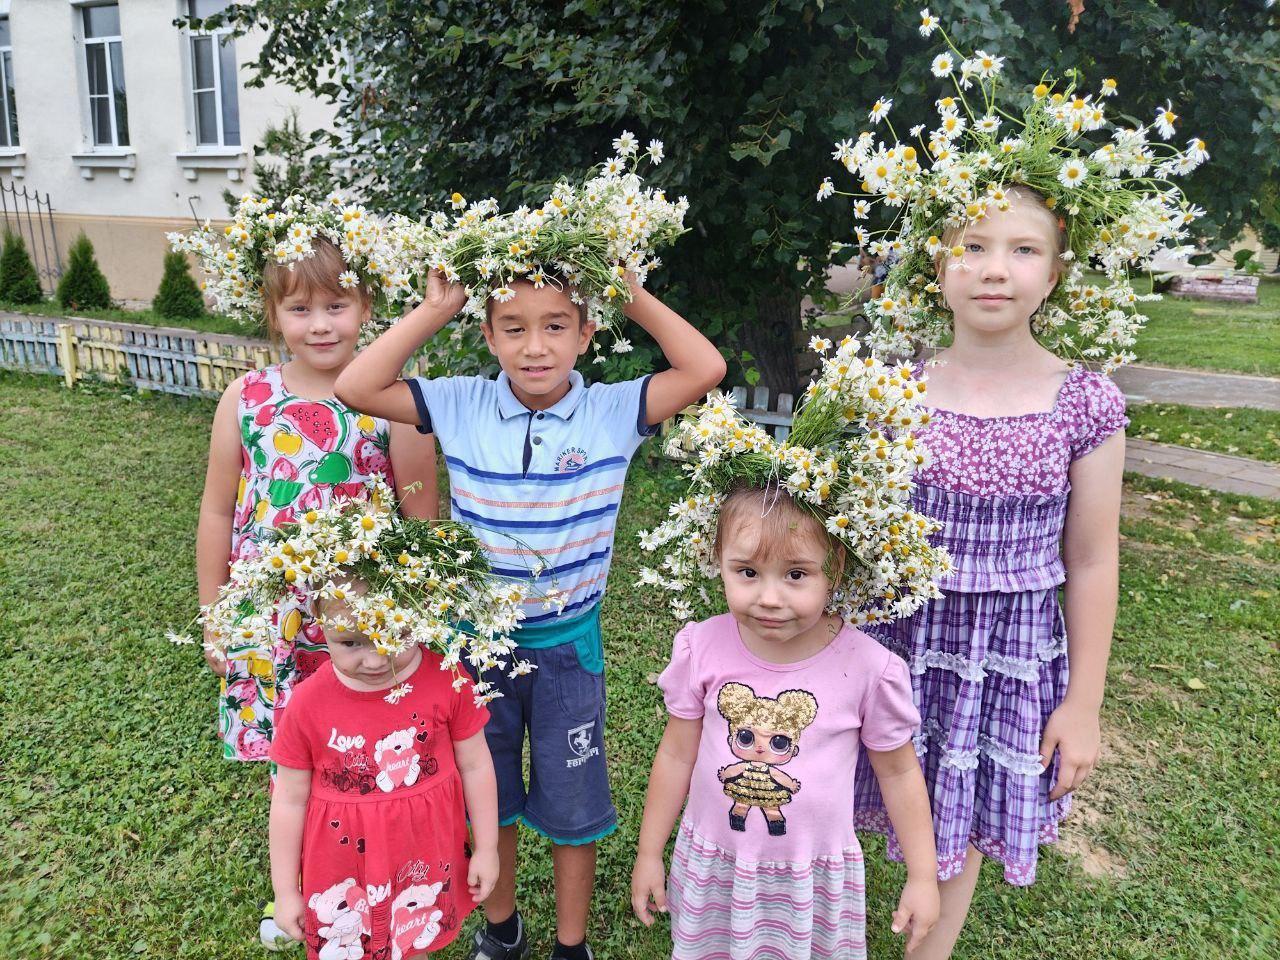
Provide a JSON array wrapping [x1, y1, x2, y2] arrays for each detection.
[[407, 370, 655, 626]]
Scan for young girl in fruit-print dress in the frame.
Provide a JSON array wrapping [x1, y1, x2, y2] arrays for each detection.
[[194, 236, 438, 944]]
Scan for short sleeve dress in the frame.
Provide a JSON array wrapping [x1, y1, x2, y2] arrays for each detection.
[[270, 650, 489, 960], [218, 363, 397, 761], [659, 614, 920, 960], [852, 365, 1127, 885]]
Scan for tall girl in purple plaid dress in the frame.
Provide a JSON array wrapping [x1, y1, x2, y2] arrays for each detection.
[[852, 189, 1127, 958]]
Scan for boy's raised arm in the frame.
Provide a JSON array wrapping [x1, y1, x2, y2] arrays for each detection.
[[623, 276, 727, 425], [335, 272, 467, 425]]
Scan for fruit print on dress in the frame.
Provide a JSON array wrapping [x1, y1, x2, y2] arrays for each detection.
[[219, 364, 399, 762]]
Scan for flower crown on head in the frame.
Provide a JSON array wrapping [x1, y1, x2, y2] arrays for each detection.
[[166, 477, 562, 704], [169, 193, 415, 327], [820, 9, 1207, 372], [394, 132, 688, 358], [640, 337, 952, 625]]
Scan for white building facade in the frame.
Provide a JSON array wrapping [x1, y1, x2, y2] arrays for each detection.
[[4, 0, 336, 301]]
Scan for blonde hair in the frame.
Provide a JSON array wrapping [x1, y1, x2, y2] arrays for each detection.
[[717, 682, 818, 739], [939, 185, 1067, 269], [714, 484, 847, 584], [262, 237, 371, 340]]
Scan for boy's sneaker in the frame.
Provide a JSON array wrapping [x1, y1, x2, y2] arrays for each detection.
[[470, 913, 531, 960], [259, 901, 298, 951], [549, 943, 594, 960]]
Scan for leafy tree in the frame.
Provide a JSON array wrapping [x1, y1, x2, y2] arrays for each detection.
[[56, 233, 111, 311], [0, 231, 44, 304], [153, 251, 207, 320], [222, 109, 336, 214], [204, 0, 1280, 393]]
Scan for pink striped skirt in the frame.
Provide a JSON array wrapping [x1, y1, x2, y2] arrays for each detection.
[[667, 820, 867, 960]]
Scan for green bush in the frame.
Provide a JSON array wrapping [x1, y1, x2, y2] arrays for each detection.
[[0, 231, 44, 304], [152, 251, 206, 320], [56, 232, 112, 311]]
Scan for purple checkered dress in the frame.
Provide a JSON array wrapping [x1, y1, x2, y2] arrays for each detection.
[[853, 366, 1127, 885]]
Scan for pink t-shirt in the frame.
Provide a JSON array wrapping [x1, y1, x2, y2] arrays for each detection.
[[659, 613, 920, 861]]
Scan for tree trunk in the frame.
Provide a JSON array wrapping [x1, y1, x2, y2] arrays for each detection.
[[741, 286, 802, 398]]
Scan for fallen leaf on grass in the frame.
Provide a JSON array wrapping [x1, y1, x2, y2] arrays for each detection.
[[1185, 677, 1207, 691]]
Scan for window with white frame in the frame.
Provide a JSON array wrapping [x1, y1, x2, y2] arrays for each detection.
[[0, 17, 15, 149], [82, 4, 129, 148], [188, 0, 240, 147]]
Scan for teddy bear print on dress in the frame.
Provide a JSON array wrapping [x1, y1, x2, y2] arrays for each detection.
[[308, 877, 371, 960], [715, 682, 819, 837], [375, 727, 423, 793], [388, 881, 446, 960]]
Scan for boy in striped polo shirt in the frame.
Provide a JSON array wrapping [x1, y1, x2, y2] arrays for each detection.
[[336, 269, 725, 960]]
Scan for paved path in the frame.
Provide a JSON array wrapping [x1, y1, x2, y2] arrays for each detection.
[[1125, 439, 1280, 498], [1111, 364, 1280, 411]]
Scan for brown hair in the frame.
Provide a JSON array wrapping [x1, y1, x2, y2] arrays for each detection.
[[714, 484, 847, 586], [261, 237, 371, 339], [482, 272, 590, 327]]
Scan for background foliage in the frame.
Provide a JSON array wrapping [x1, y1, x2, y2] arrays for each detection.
[[205, 0, 1280, 391]]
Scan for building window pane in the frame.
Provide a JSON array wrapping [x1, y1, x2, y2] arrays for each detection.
[[189, 0, 228, 20], [0, 18, 10, 46], [195, 91, 218, 144], [192, 36, 215, 90], [83, 5, 121, 39], [91, 96, 112, 147], [218, 36, 240, 146], [2, 51, 17, 148], [109, 41, 128, 146]]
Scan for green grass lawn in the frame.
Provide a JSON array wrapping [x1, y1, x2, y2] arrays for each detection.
[[1133, 275, 1279, 377], [1, 371, 1277, 959], [0, 297, 254, 337], [1127, 404, 1280, 463]]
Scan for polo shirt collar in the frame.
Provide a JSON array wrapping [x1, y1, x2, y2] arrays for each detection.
[[494, 370, 588, 421]]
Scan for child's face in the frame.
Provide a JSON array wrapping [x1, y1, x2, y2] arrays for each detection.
[[271, 287, 368, 372], [481, 282, 595, 410], [322, 598, 418, 689], [939, 199, 1060, 337], [719, 516, 833, 649], [728, 723, 799, 766]]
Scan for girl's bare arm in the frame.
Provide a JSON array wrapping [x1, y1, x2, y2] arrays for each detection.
[[195, 379, 246, 675]]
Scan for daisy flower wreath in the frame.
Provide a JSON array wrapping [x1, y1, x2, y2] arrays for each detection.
[[640, 335, 952, 625], [821, 9, 1207, 372], [168, 192, 415, 328], [394, 131, 688, 358], [167, 477, 553, 705]]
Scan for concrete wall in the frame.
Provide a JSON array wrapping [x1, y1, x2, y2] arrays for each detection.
[[6, 0, 339, 301]]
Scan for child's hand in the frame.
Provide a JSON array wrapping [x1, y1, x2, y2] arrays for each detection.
[[892, 877, 940, 953], [273, 888, 307, 942], [467, 845, 500, 903], [1040, 697, 1102, 801], [202, 629, 228, 677], [630, 854, 669, 926], [423, 268, 467, 316]]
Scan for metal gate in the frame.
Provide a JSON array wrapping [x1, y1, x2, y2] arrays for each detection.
[[0, 180, 62, 296]]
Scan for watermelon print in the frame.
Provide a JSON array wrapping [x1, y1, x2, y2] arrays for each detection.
[[220, 364, 398, 762]]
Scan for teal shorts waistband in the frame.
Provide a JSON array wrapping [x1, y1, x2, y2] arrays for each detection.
[[514, 603, 600, 650]]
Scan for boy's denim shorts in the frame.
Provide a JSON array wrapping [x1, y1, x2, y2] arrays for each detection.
[[478, 606, 616, 845]]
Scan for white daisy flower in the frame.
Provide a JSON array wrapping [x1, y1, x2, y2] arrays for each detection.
[[919, 8, 939, 36], [613, 130, 639, 155], [338, 271, 360, 289], [817, 177, 835, 201], [1057, 160, 1088, 188], [869, 98, 894, 124], [1154, 101, 1179, 139], [931, 54, 954, 77]]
